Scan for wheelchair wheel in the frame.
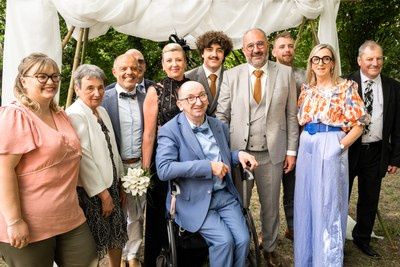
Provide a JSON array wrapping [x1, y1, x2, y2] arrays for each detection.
[[167, 219, 178, 267], [244, 208, 262, 267]]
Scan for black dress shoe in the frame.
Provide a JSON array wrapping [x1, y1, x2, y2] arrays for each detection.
[[353, 240, 381, 258]]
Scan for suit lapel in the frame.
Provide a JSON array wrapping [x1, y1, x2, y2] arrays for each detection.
[[208, 118, 230, 164], [265, 62, 277, 118], [107, 88, 122, 144], [381, 75, 390, 124], [178, 113, 206, 159], [241, 65, 250, 118]]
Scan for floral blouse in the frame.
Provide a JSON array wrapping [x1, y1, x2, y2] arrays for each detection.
[[297, 79, 369, 132]]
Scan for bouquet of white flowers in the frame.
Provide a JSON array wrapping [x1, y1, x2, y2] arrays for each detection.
[[121, 167, 151, 197]]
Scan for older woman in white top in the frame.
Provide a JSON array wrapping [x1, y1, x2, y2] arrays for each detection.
[[66, 64, 127, 267]]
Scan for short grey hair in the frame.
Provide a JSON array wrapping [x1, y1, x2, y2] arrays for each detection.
[[73, 64, 106, 88], [358, 40, 383, 57]]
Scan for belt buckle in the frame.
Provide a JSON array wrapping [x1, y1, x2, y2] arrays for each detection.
[[306, 124, 317, 135]]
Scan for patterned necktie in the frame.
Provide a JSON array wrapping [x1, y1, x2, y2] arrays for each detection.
[[119, 92, 136, 99], [363, 80, 374, 134], [253, 69, 264, 104], [209, 74, 217, 97]]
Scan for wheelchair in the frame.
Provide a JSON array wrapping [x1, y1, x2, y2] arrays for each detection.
[[158, 167, 261, 267]]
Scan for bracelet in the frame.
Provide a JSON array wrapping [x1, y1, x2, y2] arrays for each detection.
[[7, 218, 22, 227]]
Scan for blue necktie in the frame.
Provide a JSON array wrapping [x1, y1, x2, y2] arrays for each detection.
[[193, 126, 209, 134]]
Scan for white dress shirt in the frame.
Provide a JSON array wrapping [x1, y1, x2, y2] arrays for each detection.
[[360, 71, 383, 143]]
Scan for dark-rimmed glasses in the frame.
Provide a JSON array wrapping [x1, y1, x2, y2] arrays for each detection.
[[25, 73, 61, 84], [310, 56, 333, 65], [245, 41, 266, 52], [179, 93, 208, 104]]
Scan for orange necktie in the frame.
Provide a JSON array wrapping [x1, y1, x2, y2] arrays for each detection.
[[209, 74, 217, 97], [253, 69, 264, 104]]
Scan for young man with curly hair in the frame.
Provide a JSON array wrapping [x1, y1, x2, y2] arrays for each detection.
[[186, 31, 233, 116]]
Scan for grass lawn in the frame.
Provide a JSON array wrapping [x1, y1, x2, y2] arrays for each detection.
[[1, 173, 399, 266]]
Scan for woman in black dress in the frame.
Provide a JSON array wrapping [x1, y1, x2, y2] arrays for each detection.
[[142, 43, 189, 266]]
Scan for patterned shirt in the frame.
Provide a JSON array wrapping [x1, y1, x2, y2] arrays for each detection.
[[297, 79, 369, 132]]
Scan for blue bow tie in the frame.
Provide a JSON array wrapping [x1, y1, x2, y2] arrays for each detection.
[[119, 92, 136, 99], [193, 126, 209, 134]]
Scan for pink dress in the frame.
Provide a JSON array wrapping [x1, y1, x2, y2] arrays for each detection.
[[0, 102, 86, 243]]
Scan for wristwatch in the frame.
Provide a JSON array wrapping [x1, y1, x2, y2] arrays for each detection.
[[339, 143, 345, 150]]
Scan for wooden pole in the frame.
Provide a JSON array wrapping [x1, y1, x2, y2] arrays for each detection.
[[80, 28, 89, 65], [376, 209, 397, 250], [66, 28, 84, 108], [310, 19, 320, 45], [62, 26, 75, 50], [294, 18, 306, 50]]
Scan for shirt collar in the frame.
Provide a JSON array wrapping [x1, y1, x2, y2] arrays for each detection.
[[115, 83, 137, 95], [248, 61, 269, 75], [360, 71, 381, 85], [185, 114, 209, 130], [202, 65, 222, 79]]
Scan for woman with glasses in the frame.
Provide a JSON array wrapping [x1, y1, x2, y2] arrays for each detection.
[[142, 43, 190, 266], [0, 53, 97, 266], [66, 64, 128, 267], [294, 44, 369, 266]]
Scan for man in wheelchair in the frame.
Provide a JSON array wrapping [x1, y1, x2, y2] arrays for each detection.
[[156, 81, 258, 267]]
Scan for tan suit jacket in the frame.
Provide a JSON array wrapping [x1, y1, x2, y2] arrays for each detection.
[[216, 61, 298, 164]]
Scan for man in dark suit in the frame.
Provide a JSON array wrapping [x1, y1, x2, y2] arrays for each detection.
[[185, 31, 233, 116], [106, 49, 154, 93], [348, 40, 400, 258], [101, 53, 145, 267]]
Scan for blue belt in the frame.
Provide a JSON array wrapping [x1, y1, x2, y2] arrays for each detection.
[[304, 123, 342, 135]]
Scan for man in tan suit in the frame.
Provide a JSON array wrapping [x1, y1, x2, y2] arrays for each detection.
[[216, 28, 298, 266]]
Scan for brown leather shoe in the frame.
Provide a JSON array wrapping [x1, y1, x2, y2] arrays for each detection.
[[263, 251, 282, 267], [285, 228, 294, 241]]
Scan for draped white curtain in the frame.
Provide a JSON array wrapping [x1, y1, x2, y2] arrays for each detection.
[[2, 0, 340, 105]]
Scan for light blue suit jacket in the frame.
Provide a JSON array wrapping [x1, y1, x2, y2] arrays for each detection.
[[156, 113, 241, 232]]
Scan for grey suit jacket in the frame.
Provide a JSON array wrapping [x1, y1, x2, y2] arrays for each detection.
[[101, 85, 145, 153], [216, 61, 298, 164], [185, 66, 225, 116]]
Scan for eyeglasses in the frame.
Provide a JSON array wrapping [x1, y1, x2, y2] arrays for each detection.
[[310, 56, 333, 65], [25, 73, 61, 84], [179, 93, 208, 104], [245, 41, 266, 52]]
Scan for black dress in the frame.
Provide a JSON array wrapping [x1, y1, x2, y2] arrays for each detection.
[[144, 77, 189, 267], [77, 118, 128, 259]]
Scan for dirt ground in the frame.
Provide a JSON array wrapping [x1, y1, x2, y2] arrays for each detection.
[[1, 173, 399, 267]]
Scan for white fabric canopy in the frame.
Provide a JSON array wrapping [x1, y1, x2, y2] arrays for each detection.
[[2, 0, 340, 105]]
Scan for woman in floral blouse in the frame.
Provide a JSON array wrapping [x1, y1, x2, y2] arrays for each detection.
[[294, 44, 368, 267]]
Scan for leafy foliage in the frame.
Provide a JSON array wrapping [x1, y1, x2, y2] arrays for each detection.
[[1, 0, 400, 104]]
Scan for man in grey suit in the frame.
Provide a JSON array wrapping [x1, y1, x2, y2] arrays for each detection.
[[186, 31, 233, 116], [216, 28, 298, 266], [101, 53, 144, 267], [271, 31, 306, 241]]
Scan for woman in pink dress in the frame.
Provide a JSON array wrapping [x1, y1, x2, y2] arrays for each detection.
[[0, 53, 97, 266]]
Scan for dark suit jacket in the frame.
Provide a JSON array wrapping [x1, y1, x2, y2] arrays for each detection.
[[348, 70, 400, 177], [105, 78, 155, 93], [185, 66, 225, 116], [101, 84, 146, 153]]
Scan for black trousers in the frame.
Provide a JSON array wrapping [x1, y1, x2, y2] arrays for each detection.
[[349, 142, 383, 245], [144, 176, 168, 267], [282, 168, 295, 230]]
